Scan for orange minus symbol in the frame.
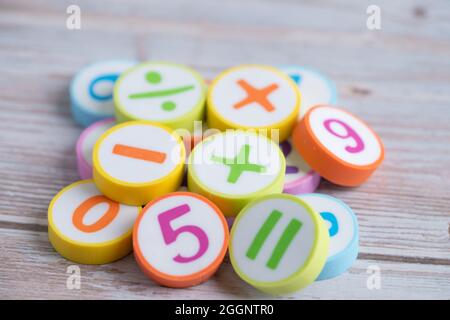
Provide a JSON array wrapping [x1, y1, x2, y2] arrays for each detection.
[[113, 144, 166, 163]]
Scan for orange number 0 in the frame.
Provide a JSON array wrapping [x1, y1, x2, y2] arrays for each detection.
[[72, 195, 119, 233]]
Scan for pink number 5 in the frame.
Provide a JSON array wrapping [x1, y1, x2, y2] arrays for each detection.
[[158, 204, 209, 263], [323, 119, 364, 153]]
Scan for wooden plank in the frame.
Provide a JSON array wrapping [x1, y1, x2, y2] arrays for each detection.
[[0, 228, 449, 300]]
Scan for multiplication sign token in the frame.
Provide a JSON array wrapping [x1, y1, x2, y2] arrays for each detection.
[[188, 130, 286, 216], [93, 121, 186, 205], [280, 139, 321, 195], [293, 105, 384, 186], [70, 60, 136, 127], [297, 193, 358, 280], [207, 65, 300, 141], [133, 192, 228, 288], [280, 65, 337, 119], [114, 62, 207, 131], [229, 194, 329, 294], [48, 180, 140, 264], [76, 118, 115, 179]]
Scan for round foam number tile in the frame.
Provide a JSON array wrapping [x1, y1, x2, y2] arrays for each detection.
[[207, 65, 301, 142], [229, 194, 329, 294], [114, 62, 207, 131], [70, 60, 136, 127], [93, 121, 186, 205], [292, 105, 384, 187], [280, 65, 337, 119], [76, 118, 115, 179], [48, 180, 140, 264], [133, 192, 229, 288], [188, 130, 286, 216], [280, 139, 321, 195], [297, 193, 358, 280]]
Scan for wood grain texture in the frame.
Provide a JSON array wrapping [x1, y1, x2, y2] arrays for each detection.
[[0, 0, 449, 299]]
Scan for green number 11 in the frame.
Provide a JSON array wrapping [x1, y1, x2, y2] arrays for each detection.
[[246, 210, 302, 270]]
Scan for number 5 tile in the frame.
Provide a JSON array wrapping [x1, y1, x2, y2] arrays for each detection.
[[133, 192, 229, 288]]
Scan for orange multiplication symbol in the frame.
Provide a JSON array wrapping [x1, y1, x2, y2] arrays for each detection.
[[113, 144, 166, 163], [233, 79, 279, 112], [72, 195, 119, 233]]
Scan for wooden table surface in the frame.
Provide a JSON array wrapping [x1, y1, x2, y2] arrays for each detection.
[[0, 0, 449, 300]]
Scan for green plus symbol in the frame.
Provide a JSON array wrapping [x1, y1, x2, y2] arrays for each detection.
[[211, 144, 266, 184]]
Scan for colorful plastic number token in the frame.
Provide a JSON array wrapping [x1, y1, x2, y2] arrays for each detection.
[[48, 180, 140, 264], [229, 194, 329, 294], [207, 65, 300, 142], [133, 192, 228, 288], [93, 121, 186, 205], [114, 62, 206, 131], [188, 130, 285, 216], [280, 65, 337, 119], [293, 105, 384, 186], [280, 139, 321, 195], [76, 118, 115, 179], [297, 193, 358, 280], [70, 60, 136, 127]]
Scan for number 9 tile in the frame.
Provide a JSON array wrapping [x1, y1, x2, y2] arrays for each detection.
[[70, 60, 136, 127], [48, 180, 140, 264], [133, 192, 229, 288], [297, 194, 359, 280], [229, 194, 329, 294], [293, 105, 384, 186]]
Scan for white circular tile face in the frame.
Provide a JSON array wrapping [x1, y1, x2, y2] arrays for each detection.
[[297, 194, 356, 258], [50, 182, 139, 243], [280, 139, 312, 184], [231, 197, 316, 282], [190, 131, 283, 195], [280, 66, 336, 119], [96, 123, 182, 184], [72, 60, 136, 114], [82, 120, 115, 166], [309, 106, 382, 166], [210, 66, 298, 127], [115, 63, 204, 121], [136, 194, 226, 276]]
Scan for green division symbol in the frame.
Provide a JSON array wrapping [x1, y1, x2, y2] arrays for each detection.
[[211, 144, 266, 184], [128, 71, 194, 111], [246, 210, 302, 270]]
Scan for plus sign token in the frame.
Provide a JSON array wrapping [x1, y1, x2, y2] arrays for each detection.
[[293, 105, 384, 186], [207, 65, 301, 142], [114, 62, 207, 131], [280, 139, 321, 195], [70, 60, 136, 127], [76, 118, 115, 179], [297, 193, 359, 280], [93, 121, 186, 205], [48, 180, 140, 264], [280, 65, 337, 119], [188, 130, 286, 216], [229, 194, 329, 294], [133, 192, 228, 288]]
